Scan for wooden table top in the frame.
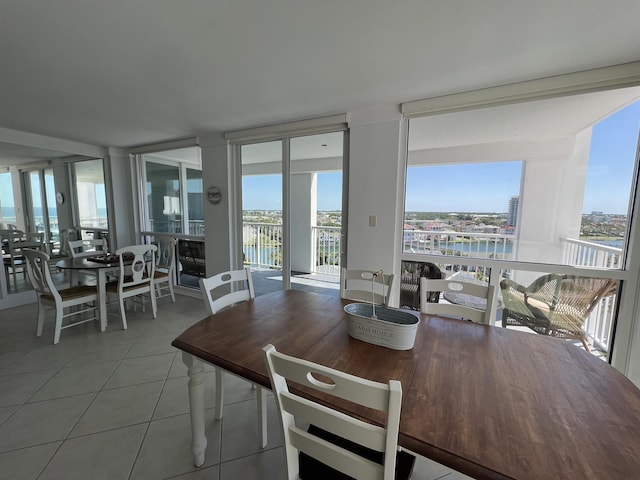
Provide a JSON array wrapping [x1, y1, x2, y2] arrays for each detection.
[[172, 290, 640, 480]]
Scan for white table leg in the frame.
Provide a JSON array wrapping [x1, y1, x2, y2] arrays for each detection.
[[214, 368, 224, 421], [182, 352, 207, 467], [98, 269, 107, 331]]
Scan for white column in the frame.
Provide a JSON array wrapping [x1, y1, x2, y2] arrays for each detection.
[[347, 107, 404, 306], [200, 133, 234, 276], [290, 172, 316, 274], [105, 148, 137, 249]]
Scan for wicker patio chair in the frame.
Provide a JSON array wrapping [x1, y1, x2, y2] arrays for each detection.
[[500, 274, 617, 351]]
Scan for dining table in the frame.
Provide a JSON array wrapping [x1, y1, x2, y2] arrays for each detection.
[[55, 256, 122, 331], [172, 289, 640, 480]]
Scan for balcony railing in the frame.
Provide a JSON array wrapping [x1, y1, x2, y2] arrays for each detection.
[[403, 229, 517, 260], [312, 226, 341, 275], [242, 222, 341, 275]]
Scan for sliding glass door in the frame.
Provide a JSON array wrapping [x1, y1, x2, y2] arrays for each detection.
[[138, 146, 203, 288], [23, 168, 58, 249], [239, 131, 345, 297]]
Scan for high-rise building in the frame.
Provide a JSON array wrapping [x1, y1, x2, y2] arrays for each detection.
[[507, 196, 519, 227]]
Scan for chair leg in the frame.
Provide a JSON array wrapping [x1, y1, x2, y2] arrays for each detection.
[[168, 279, 175, 303], [257, 386, 268, 448], [119, 296, 128, 330], [580, 336, 592, 352], [36, 300, 45, 338], [150, 289, 158, 319], [54, 304, 63, 344]]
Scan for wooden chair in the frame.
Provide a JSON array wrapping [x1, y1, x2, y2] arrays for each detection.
[[500, 274, 617, 351], [420, 275, 493, 324], [23, 249, 98, 344], [340, 268, 394, 305], [153, 237, 176, 303], [47, 228, 78, 274], [106, 244, 157, 330], [199, 267, 268, 448], [2, 231, 43, 290], [68, 238, 106, 258], [263, 344, 415, 480], [67, 237, 106, 285]]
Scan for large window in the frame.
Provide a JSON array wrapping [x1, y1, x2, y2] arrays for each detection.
[[405, 91, 640, 269], [141, 147, 202, 235], [145, 162, 181, 233], [139, 146, 203, 288], [0, 171, 16, 226], [74, 158, 108, 233], [403, 87, 640, 358]]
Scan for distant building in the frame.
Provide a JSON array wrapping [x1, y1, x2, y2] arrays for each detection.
[[589, 211, 609, 223], [507, 196, 519, 227]]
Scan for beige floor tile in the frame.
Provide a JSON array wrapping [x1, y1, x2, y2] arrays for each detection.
[[29, 361, 118, 402], [104, 352, 174, 389], [129, 410, 222, 480], [0, 442, 61, 480], [39, 424, 147, 480], [220, 395, 283, 462], [0, 393, 94, 452], [71, 380, 164, 436], [219, 446, 286, 480], [0, 370, 57, 407]]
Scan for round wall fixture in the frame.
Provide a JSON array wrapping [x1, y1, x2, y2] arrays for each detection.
[[207, 186, 222, 205], [56, 192, 65, 205]]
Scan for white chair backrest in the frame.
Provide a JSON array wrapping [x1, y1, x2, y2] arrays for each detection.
[[1, 230, 24, 243], [23, 232, 44, 245], [115, 244, 157, 288], [58, 228, 77, 256], [341, 268, 394, 305], [68, 238, 105, 258], [263, 344, 402, 480], [420, 276, 493, 324], [156, 237, 176, 272], [199, 267, 254, 315], [23, 248, 60, 301]]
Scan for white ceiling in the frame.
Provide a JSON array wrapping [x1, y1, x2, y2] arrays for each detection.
[[1, 0, 640, 166]]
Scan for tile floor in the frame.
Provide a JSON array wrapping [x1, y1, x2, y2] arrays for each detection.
[[0, 292, 472, 479]]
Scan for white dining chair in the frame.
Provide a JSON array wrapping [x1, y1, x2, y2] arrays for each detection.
[[199, 267, 268, 448], [23, 248, 98, 344], [106, 244, 157, 330], [153, 237, 176, 303], [2, 230, 43, 290], [341, 267, 394, 305], [68, 238, 106, 258], [419, 275, 494, 324], [67, 237, 107, 285], [263, 344, 415, 480]]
